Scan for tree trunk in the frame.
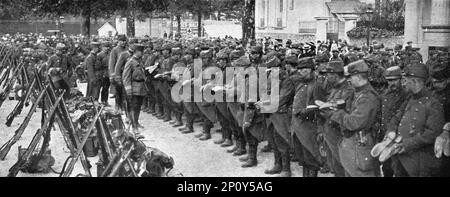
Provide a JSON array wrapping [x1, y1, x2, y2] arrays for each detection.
[[242, 0, 255, 46], [177, 15, 181, 36], [217, 11, 221, 21], [81, 4, 91, 37], [197, 11, 202, 37], [127, 0, 136, 37]]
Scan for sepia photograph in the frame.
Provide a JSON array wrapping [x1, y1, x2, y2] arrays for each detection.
[[0, 0, 449, 182]]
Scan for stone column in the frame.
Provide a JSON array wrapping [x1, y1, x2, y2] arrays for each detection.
[[404, 0, 421, 45]]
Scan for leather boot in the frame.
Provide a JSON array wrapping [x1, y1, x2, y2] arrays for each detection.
[[265, 151, 282, 175], [181, 128, 194, 134], [221, 139, 233, 148], [199, 133, 211, 141], [172, 114, 183, 127], [169, 120, 177, 124], [278, 153, 291, 177], [227, 141, 239, 153], [239, 155, 249, 162], [214, 131, 226, 144], [179, 126, 190, 132], [232, 140, 247, 156], [241, 145, 257, 168]]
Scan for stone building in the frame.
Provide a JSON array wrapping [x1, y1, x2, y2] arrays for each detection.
[[255, 0, 365, 43], [405, 0, 450, 61]]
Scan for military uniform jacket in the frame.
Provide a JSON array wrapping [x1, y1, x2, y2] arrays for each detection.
[[46, 54, 73, 83], [388, 88, 445, 176], [380, 88, 408, 134], [84, 52, 100, 82], [109, 46, 127, 78], [323, 80, 355, 134], [114, 51, 132, 82], [330, 83, 381, 176], [97, 50, 110, 77], [123, 56, 147, 96]]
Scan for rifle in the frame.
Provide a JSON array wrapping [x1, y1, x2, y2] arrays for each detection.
[[5, 78, 37, 127], [60, 105, 104, 177], [0, 61, 24, 108], [8, 92, 64, 177], [0, 85, 48, 160]]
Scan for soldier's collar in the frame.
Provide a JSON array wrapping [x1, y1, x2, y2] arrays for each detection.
[[354, 82, 371, 93], [412, 87, 430, 99]]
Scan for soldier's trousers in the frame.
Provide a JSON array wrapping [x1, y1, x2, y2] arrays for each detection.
[[127, 95, 144, 130], [216, 103, 233, 140], [100, 77, 110, 103], [53, 79, 70, 100], [183, 102, 198, 129], [89, 77, 110, 103], [323, 123, 346, 177], [112, 81, 125, 111]]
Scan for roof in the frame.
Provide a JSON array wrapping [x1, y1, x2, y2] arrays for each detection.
[[98, 22, 117, 32], [326, 0, 365, 14]]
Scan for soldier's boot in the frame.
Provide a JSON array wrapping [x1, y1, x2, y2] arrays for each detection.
[[264, 150, 282, 175], [278, 154, 291, 177], [147, 102, 155, 114], [172, 113, 183, 128], [227, 140, 239, 153], [239, 154, 249, 162], [241, 145, 258, 168], [214, 130, 226, 144], [141, 98, 149, 112], [199, 124, 212, 141], [233, 139, 247, 156], [221, 129, 233, 147], [163, 107, 172, 122], [155, 104, 165, 118], [221, 139, 233, 147], [181, 126, 194, 134]]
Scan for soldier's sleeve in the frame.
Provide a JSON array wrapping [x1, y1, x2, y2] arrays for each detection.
[[331, 92, 379, 132], [115, 53, 126, 81], [278, 78, 295, 108], [85, 56, 95, 82], [387, 98, 409, 132], [401, 99, 445, 153], [123, 60, 133, 95], [108, 49, 117, 78]]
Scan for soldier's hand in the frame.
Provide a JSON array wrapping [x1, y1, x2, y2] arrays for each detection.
[[243, 122, 251, 129]]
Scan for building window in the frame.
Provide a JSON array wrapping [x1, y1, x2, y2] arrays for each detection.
[[290, 0, 294, 10], [277, 18, 283, 27], [280, 0, 283, 13], [260, 18, 265, 27]]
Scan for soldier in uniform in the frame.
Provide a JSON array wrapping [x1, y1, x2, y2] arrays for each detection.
[[239, 45, 267, 168], [46, 43, 74, 99], [123, 44, 147, 139], [155, 43, 175, 122], [378, 66, 408, 177], [109, 35, 128, 112], [291, 57, 326, 177], [328, 60, 381, 177], [84, 42, 102, 99], [168, 47, 185, 128], [194, 49, 217, 141], [108, 35, 127, 102], [388, 63, 445, 177], [179, 47, 201, 134], [97, 41, 112, 105], [115, 39, 137, 122], [320, 60, 355, 177]]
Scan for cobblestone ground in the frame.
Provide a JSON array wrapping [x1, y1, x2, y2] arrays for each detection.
[[0, 83, 332, 177]]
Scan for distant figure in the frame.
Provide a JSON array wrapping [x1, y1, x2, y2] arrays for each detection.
[[163, 32, 168, 38]]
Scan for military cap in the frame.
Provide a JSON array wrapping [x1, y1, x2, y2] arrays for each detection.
[[101, 41, 111, 48], [325, 61, 345, 73], [230, 50, 245, 60], [403, 63, 428, 79], [200, 49, 213, 58], [134, 44, 145, 52], [297, 57, 315, 69], [373, 44, 384, 50], [303, 45, 311, 49], [117, 35, 127, 41], [232, 56, 251, 67], [265, 51, 279, 61], [216, 49, 229, 60], [264, 56, 281, 68], [347, 60, 369, 75], [385, 47, 393, 52], [250, 45, 263, 54], [172, 47, 182, 55], [384, 66, 402, 80], [394, 44, 403, 51], [285, 56, 298, 65]]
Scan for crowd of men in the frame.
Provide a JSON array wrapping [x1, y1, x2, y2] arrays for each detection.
[[1, 32, 449, 177]]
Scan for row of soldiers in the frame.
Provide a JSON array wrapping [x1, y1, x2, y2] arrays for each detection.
[[18, 33, 449, 177]]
